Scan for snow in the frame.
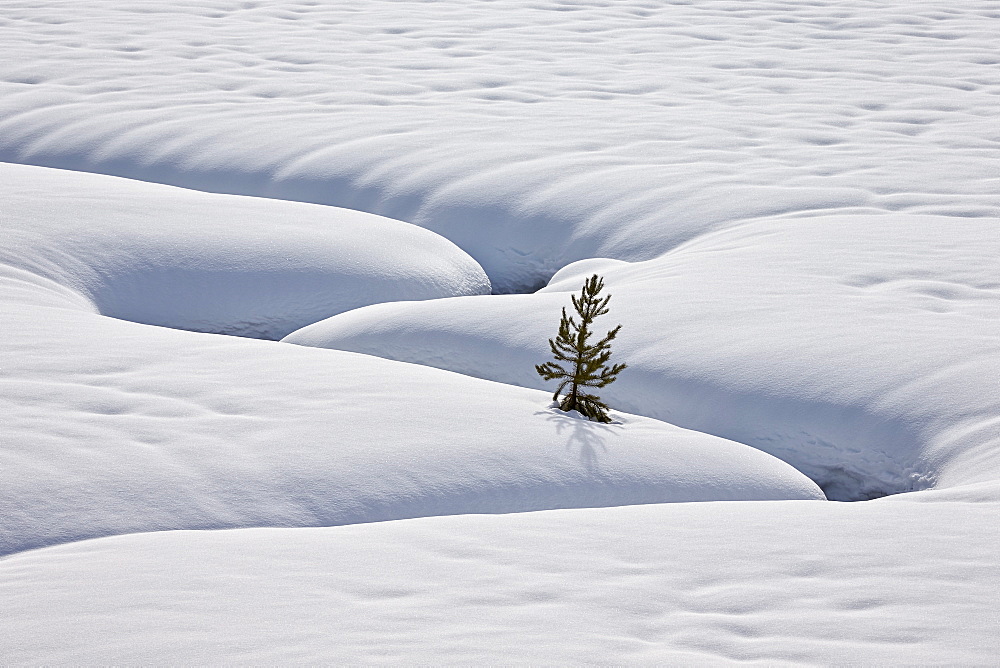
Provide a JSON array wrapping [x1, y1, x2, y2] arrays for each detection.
[[2, 502, 998, 664], [284, 214, 1000, 501], [1, 0, 998, 291], [1, 163, 823, 558], [1, 163, 489, 339], [1, 0, 999, 663], [0, 273, 824, 557]]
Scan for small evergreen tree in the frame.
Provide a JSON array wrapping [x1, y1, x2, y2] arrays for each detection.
[[536, 274, 626, 423]]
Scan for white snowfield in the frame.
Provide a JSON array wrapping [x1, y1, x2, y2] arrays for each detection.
[[2, 501, 997, 665], [2, 0, 998, 292], [1, 0, 999, 664]]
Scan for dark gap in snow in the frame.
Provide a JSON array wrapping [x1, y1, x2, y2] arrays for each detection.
[[491, 275, 552, 295], [813, 468, 909, 502], [101, 313, 290, 342], [763, 439, 933, 502]]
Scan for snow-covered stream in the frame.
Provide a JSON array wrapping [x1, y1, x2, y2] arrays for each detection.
[[1, 0, 998, 663]]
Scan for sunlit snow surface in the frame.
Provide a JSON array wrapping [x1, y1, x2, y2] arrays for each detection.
[[1, 0, 999, 663], [2, 0, 999, 290]]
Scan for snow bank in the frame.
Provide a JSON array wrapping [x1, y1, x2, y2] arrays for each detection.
[[0, 163, 489, 339], [285, 213, 1000, 501], [2, 1, 998, 291]]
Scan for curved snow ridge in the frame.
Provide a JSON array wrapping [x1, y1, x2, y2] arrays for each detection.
[[0, 164, 489, 339], [2, 0, 999, 291], [284, 213, 1000, 501], [0, 301, 823, 557]]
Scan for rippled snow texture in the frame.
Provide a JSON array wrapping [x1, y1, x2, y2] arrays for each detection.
[[1, 0, 998, 290]]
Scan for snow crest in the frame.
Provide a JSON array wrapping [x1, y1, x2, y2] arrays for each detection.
[[0, 164, 490, 339]]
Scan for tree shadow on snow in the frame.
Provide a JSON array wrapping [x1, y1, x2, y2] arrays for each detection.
[[535, 404, 622, 474]]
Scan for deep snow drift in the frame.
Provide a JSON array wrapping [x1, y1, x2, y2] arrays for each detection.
[[285, 213, 1000, 501], [1, 0, 999, 663]]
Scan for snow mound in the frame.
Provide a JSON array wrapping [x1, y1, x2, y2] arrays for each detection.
[[0, 300, 822, 557], [284, 213, 1000, 501], [0, 163, 489, 339]]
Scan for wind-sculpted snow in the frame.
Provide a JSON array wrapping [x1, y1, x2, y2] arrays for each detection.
[[285, 214, 1000, 501], [0, 164, 823, 557], [1, 0, 998, 290], [1, 163, 489, 339]]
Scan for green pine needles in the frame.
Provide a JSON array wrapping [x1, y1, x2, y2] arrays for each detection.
[[536, 274, 626, 423]]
